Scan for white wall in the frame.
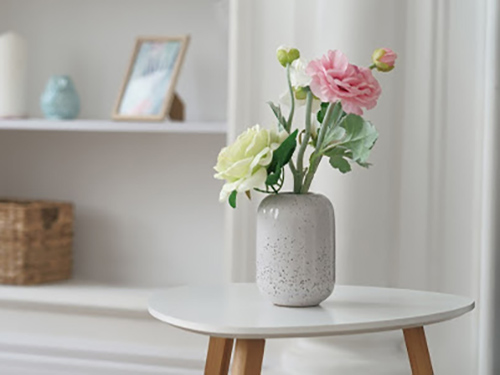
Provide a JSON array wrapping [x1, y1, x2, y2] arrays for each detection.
[[0, 131, 226, 286], [0, 0, 230, 286], [0, 0, 229, 121]]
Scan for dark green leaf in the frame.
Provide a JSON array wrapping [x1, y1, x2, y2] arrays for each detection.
[[228, 190, 237, 208], [268, 102, 288, 131], [318, 101, 343, 127], [267, 129, 299, 174], [266, 172, 280, 186], [316, 102, 330, 123]]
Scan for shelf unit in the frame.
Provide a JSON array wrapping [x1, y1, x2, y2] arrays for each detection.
[[0, 0, 231, 372], [0, 119, 227, 134], [0, 280, 152, 319], [0, 0, 229, 292]]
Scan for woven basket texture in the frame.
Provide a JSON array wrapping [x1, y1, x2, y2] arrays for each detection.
[[0, 200, 73, 285]]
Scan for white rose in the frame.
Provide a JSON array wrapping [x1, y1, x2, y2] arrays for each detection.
[[279, 58, 320, 112], [279, 90, 321, 113], [214, 125, 286, 201], [290, 58, 311, 88]]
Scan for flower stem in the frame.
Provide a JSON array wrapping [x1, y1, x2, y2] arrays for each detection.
[[316, 102, 335, 147], [285, 62, 302, 192], [301, 102, 336, 193], [286, 63, 295, 133], [301, 154, 320, 193], [289, 159, 302, 193], [296, 90, 313, 191]]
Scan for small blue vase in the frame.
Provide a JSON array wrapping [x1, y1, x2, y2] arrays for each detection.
[[40, 75, 80, 120]]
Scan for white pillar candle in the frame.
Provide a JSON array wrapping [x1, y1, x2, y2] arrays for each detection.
[[0, 32, 27, 118]]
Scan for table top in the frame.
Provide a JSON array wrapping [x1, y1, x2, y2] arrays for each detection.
[[148, 284, 474, 339]]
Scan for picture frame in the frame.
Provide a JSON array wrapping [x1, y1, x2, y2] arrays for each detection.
[[112, 35, 190, 122]]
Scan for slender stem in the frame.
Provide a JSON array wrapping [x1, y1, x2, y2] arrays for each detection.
[[300, 102, 336, 193], [284, 62, 302, 191], [276, 168, 285, 191], [254, 187, 269, 193], [289, 159, 302, 192], [301, 155, 320, 193], [286, 63, 295, 133], [316, 102, 335, 148], [295, 90, 313, 192]]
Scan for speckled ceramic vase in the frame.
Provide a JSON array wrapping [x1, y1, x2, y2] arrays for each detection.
[[256, 193, 335, 307]]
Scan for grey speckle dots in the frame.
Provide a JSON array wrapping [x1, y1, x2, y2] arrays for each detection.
[[256, 193, 335, 307]]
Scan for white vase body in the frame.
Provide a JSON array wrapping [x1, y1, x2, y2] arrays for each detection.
[[256, 193, 335, 307]]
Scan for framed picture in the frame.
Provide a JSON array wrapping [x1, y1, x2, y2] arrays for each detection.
[[113, 35, 190, 121]]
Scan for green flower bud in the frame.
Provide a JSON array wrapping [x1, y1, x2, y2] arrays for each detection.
[[288, 48, 300, 63], [277, 49, 289, 67], [294, 87, 307, 100], [276, 45, 301, 67]]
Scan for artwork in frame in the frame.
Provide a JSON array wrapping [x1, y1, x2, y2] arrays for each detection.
[[113, 35, 189, 121]]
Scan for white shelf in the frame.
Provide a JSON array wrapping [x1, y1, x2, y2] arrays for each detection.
[[0, 119, 227, 134], [0, 280, 158, 319]]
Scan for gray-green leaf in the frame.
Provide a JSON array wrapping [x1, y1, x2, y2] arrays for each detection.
[[339, 115, 378, 163], [268, 102, 288, 132], [322, 114, 378, 164], [329, 155, 352, 173]]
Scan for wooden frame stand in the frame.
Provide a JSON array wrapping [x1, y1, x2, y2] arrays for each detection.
[[169, 93, 185, 121]]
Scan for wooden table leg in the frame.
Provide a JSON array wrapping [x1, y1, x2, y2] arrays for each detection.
[[204, 337, 234, 375], [403, 326, 434, 375], [231, 339, 266, 375]]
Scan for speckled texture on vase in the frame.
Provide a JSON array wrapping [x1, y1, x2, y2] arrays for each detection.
[[256, 193, 335, 307]]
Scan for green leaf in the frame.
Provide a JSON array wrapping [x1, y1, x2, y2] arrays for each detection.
[[329, 155, 351, 173], [267, 129, 299, 174], [317, 102, 345, 150], [321, 114, 378, 164], [329, 101, 344, 126], [316, 102, 330, 123], [339, 115, 378, 163], [356, 161, 372, 168], [266, 172, 280, 186], [228, 190, 237, 209], [322, 126, 346, 147], [268, 102, 288, 132]]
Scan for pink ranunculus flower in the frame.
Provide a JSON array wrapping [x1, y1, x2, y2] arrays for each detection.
[[372, 48, 398, 72], [306, 50, 381, 116]]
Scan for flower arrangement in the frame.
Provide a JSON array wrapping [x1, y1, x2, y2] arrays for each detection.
[[215, 46, 397, 207]]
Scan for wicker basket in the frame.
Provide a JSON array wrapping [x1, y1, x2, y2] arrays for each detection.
[[0, 199, 73, 285]]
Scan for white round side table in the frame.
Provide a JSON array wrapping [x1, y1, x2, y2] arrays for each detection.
[[148, 284, 474, 375]]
